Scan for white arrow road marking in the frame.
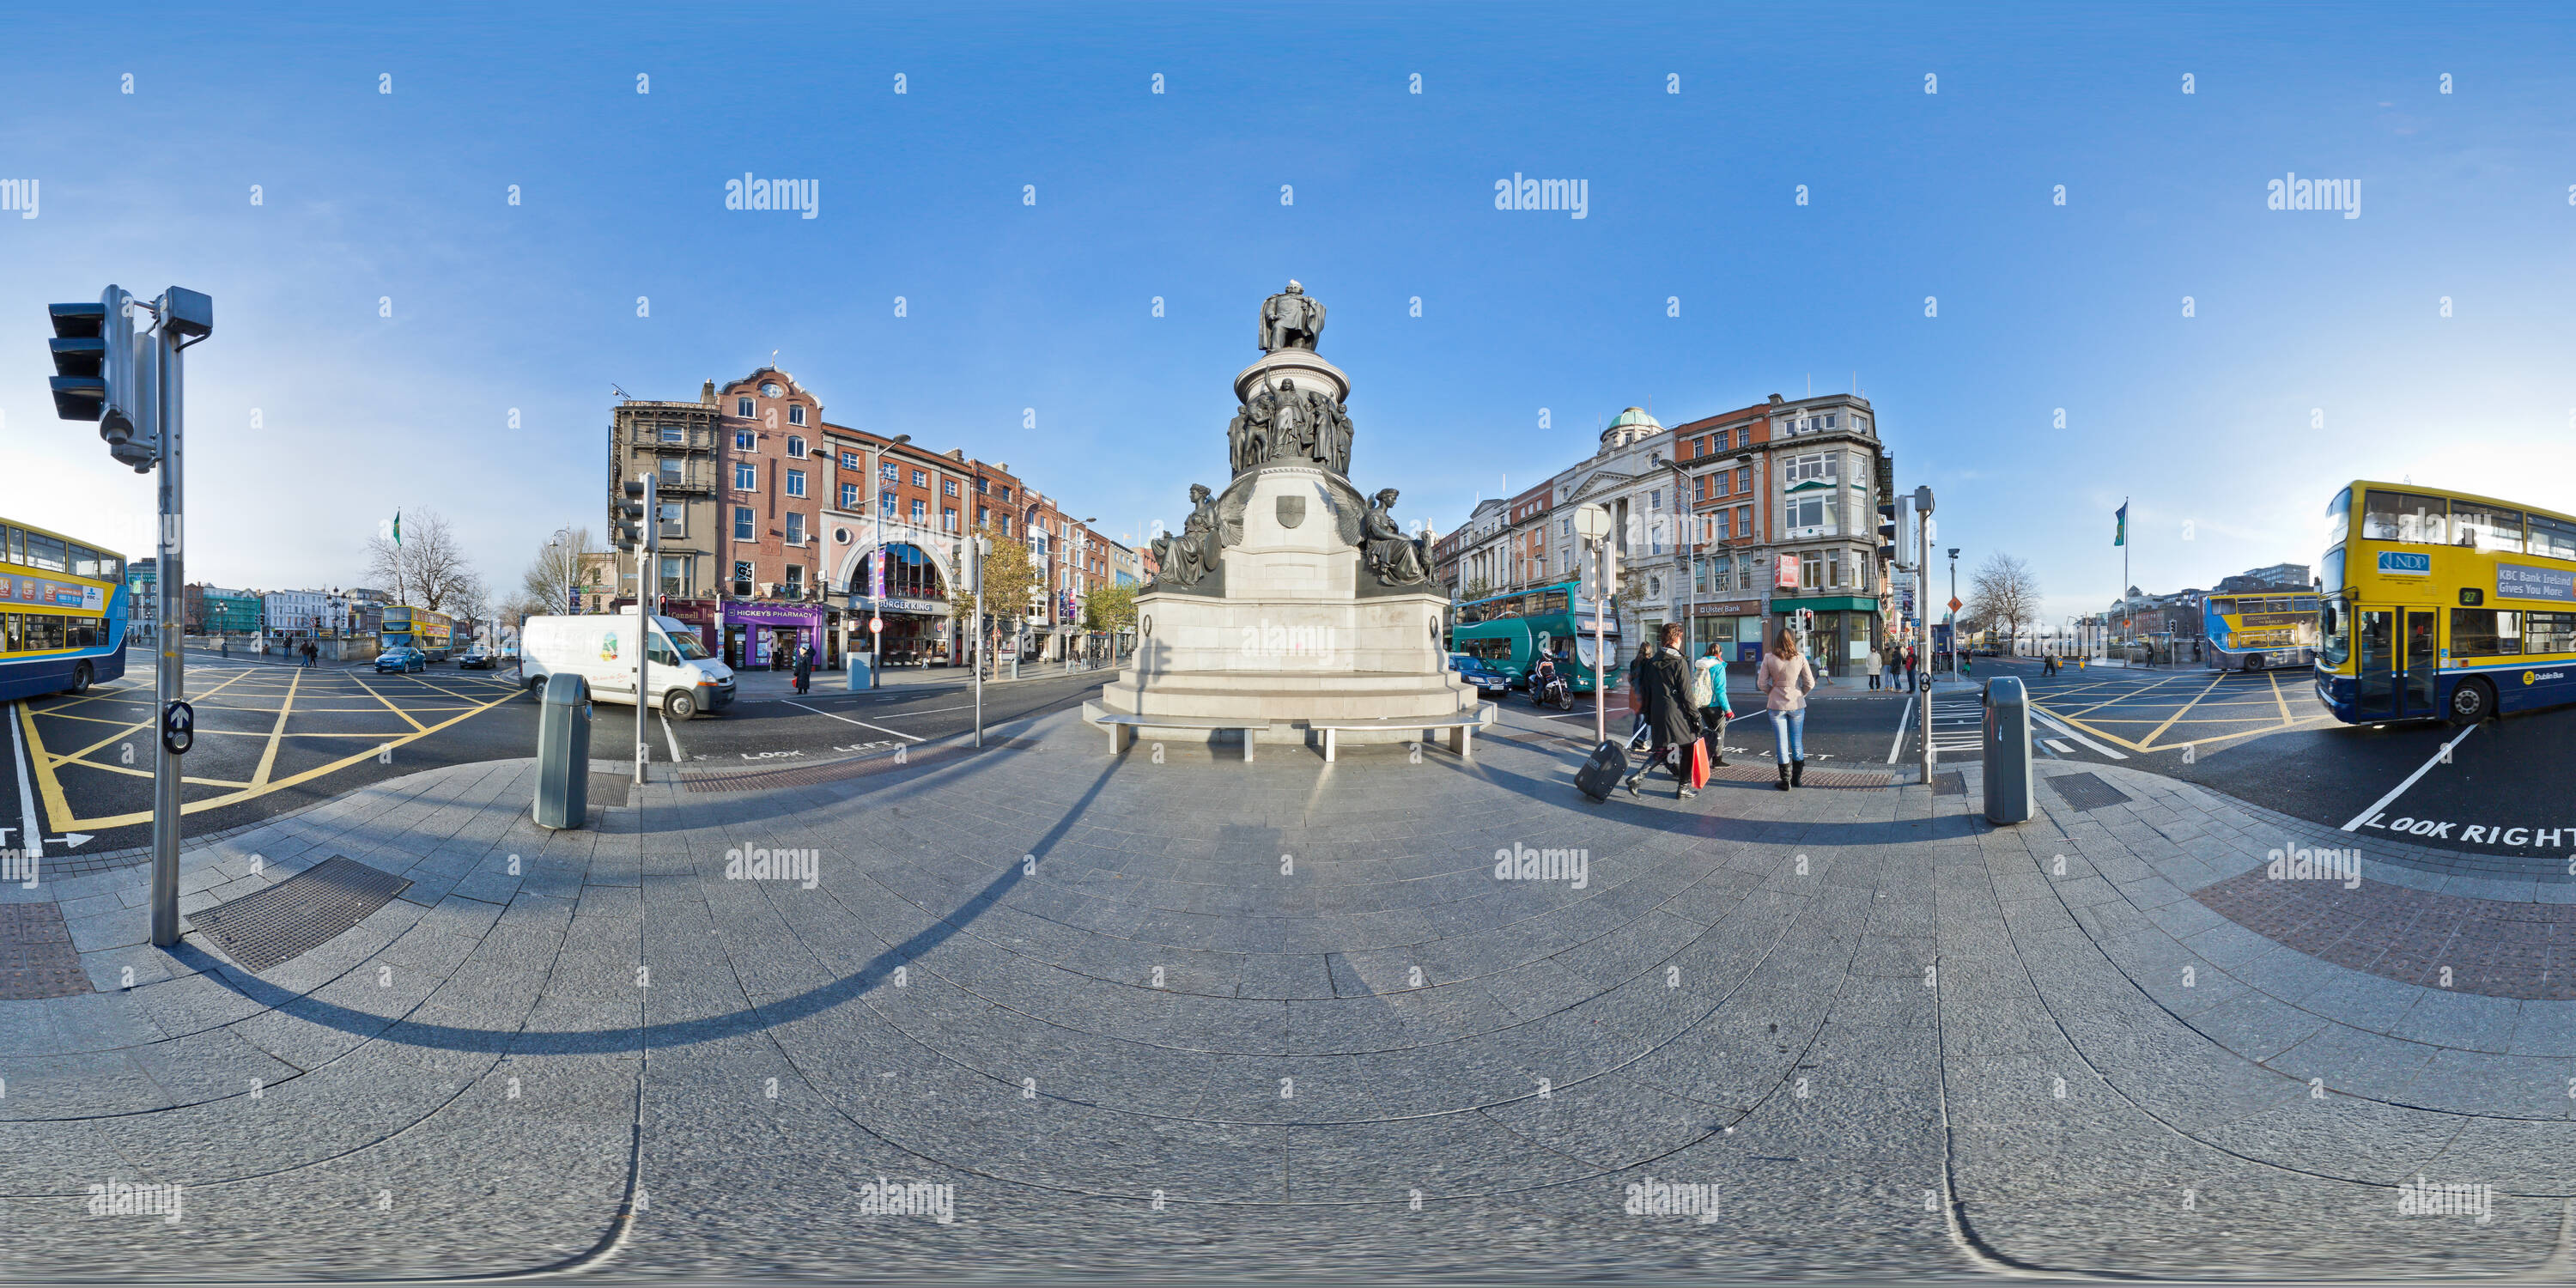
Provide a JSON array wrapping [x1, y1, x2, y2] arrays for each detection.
[[9, 703, 41, 860], [2342, 722, 2479, 833], [49, 833, 93, 849]]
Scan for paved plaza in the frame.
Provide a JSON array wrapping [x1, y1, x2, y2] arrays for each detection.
[[3, 705, 2573, 1281]]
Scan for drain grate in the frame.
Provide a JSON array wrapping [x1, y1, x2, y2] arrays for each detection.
[[2045, 771, 2133, 812], [0, 902, 92, 999], [1934, 772, 1967, 797], [588, 775, 632, 809], [189, 856, 410, 973]]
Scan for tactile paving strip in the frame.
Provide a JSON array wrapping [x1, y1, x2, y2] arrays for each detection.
[[0, 902, 92, 999], [188, 856, 410, 973], [2044, 770, 2134, 812]]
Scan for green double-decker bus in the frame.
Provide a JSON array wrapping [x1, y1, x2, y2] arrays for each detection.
[[1448, 580, 1619, 693]]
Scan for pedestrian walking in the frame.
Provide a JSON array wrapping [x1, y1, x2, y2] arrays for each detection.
[[1692, 641, 1732, 768], [1865, 644, 1883, 691], [1624, 639, 1656, 747], [1620, 623, 1704, 799], [1902, 643, 1917, 692], [1759, 629, 1819, 790], [303, 639, 319, 669], [220, 635, 229, 659], [793, 643, 813, 696]]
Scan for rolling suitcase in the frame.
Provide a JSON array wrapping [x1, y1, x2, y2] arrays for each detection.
[[1576, 738, 1631, 801]]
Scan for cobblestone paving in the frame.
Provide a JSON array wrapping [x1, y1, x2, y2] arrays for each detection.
[[1, 714, 2570, 1281]]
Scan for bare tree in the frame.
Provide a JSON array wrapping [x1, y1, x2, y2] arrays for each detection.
[[520, 526, 605, 617], [1966, 553, 2041, 651], [362, 510, 479, 613]]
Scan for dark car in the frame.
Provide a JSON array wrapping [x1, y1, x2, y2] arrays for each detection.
[[1448, 653, 1513, 696], [374, 646, 428, 673], [458, 646, 495, 670]]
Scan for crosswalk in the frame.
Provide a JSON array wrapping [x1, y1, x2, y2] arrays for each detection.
[[1926, 689, 1984, 759]]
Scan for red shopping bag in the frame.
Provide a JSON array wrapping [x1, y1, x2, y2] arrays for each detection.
[[1687, 738, 1711, 789]]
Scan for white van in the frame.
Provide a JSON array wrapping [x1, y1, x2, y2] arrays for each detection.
[[519, 610, 736, 719]]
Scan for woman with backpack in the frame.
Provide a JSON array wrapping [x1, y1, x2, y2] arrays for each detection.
[[1758, 629, 1819, 789], [1692, 641, 1731, 768]]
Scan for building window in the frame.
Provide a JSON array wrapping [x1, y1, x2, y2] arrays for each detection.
[[997, 486, 1012, 501], [1801, 552, 1824, 588], [943, 478, 959, 497], [878, 489, 896, 515], [978, 505, 990, 525], [786, 469, 806, 498], [910, 499, 927, 523], [734, 506, 754, 540], [910, 469, 927, 488], [975, 477, 989, 495], [944, 507, 959, 531], [787, 434, 805, 458], [1715, 510, 1733, 541], [658, 424, 683, 443], [659, 556, 685, 597], [1825, 550, 1843, 587], [1785, 494, 1827, 530], [881, 461, 899, 483], [786, 513, 805, 544], [841, 452, 860, 470], [658, 502, 683, 538], [1736, 466, 1750, 494], [735, 430, 756, 451], [1786, 453, 1838, 483], [785, 566, 804, 596], [787, 405, 805, 426], [732, 562, 753, 596], [1738, 505, 1753, 539], [1000, 516, 1012, 536], [737, 397, 754, 417], [659, 458, 681, 485], [734, 463, 757, 491], [841, 483, 860, 509]]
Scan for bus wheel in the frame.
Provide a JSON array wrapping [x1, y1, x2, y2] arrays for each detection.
[[2243, 656, 2262, 673], [2448, 678, 2494, 726], [664, 690, 697, 721], [68, 662, 93, 695]]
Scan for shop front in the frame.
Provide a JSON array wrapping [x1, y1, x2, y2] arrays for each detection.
[[844, 594, 956, 668], [722, 601, 835, 672], [1765, 594, 1881, 679], [654, 598, 720, 652], [1690, 598, 1768, 664]]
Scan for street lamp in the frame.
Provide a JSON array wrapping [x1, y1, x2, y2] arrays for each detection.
[[1650, 454, 1697, 663], [1945, 547, 1960, 677]]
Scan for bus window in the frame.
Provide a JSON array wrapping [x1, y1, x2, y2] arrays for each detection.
[[2451, 609, 2520, 656], [2451, 505, 2524, 553], [2324, 486, 2352, 538], [21, 532, 68, 572], [2528, 611, 2576, 655], [2318, 597, 2350, 666], [3, 612, 18, 653], [2362, 491, 2446, 544], [1538, 590, 1569, 615], [2533, 515, 2576, 561]]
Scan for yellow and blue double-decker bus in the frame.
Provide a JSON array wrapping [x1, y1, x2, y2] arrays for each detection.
[[381, 605, 455, 660], [2315, 481, 2576, 724], [0, 518, 129, 700], [2204, 590, 2320, 672], [1449, 580, 1619, 692]]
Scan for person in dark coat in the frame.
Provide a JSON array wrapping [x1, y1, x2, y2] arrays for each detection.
[[793, 641, 813, 696], [1621, 623, 1705, 799]]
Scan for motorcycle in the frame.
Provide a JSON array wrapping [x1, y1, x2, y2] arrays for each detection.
[[1531, 671, 1576, 711]]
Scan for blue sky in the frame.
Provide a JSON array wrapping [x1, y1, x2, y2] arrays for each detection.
[[4, 3, 2573, 625]]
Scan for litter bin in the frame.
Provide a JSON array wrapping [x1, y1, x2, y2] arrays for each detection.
[[534, 672, 592, 829], [1982, 676, 2033, 825], [848, 658, 872, 691]]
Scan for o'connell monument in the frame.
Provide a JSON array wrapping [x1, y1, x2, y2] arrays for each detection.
[[1084, 282, 1492, 759]]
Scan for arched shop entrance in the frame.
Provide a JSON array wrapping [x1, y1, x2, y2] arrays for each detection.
[[845, 542, 957, 667]]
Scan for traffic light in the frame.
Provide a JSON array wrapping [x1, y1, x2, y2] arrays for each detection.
[[614, 479, 646, 550], [48, 288, 152, 471], [1876, 501, 1899, 565]]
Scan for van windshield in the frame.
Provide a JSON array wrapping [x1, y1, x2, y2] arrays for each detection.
[[657, 629, 712, 660]]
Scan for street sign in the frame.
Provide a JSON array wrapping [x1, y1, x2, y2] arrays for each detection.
[[1572, 503, 1610, 541], [1947, 597, 1964, 614], [161, 701, 194, 756], [869, 617, 884, 634]]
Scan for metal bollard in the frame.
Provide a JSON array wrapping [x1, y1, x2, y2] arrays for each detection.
[[1982, 676, 2033, 824], [533, 672, 592, 829]]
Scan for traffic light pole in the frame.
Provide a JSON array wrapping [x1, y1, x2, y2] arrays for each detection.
[[1917, 490, 1935, 787], [636, 473, 656, 786], [971, 535, 986, 747], [149, 303, 185, 947]]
